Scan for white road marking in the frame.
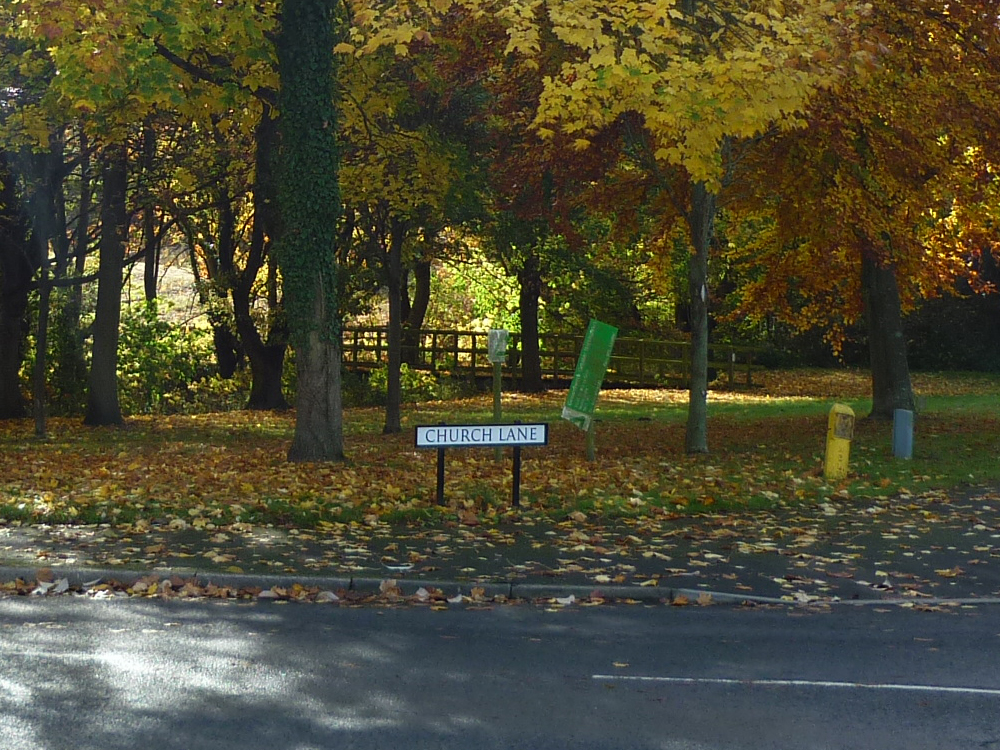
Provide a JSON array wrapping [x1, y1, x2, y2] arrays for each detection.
[[591, 675, 1000, 696]]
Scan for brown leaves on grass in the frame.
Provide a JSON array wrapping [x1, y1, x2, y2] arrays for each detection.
[[1, 369, 997, 534], [758, 369, 998, 399], [1, 370, 999, 604]]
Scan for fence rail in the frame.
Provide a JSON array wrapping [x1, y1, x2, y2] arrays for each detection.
[[342, 327, 763, 387]]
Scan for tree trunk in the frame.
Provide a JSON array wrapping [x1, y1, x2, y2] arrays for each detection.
[[862, 250, 914, 420], [52, 127, 90, 414], [84, 144, 128, 426], [685, 182, 716, 454], [22, 145, 62, 433], [235, 141, 290, 411], [213, 327, 243, 379], [246, 344, 289, 409], [518, 252, 544, 392], [33, 259, 51, 437], [0, 151, 35, 419], [239, 105, 289, 410], [0, 282, 28, 419], [383, 218, 406, 434], [277, 0, 344, 461], [401, 258, 431, 366], [213, 186, 244, 378], [288, 277, 343, 461], [142, 125, 159, 302]]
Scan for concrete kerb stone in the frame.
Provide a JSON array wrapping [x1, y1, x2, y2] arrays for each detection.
[[4, 565, 1000, 607]]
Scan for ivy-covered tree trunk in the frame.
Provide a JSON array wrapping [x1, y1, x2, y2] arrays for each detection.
[[84, 144, 128, 426], [518, 251, 544, 393], [685, 181, 716, 454], [0, 151, 35, 419], [276, 0, 344, 461], [291, 281, 344, 458], [862, 249, 914, 420]]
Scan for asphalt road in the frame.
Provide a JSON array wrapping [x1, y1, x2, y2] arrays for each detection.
[[1, 598, 999, 750]]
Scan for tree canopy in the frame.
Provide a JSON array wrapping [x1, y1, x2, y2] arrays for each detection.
[[0, 0, 997, 456]]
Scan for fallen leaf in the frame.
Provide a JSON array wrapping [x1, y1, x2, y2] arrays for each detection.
[[934, 566, 965, 578]]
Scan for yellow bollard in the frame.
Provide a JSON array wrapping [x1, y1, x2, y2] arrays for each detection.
[[824, 403, 855, 481]]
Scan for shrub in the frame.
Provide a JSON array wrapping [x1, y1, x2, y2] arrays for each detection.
[[368, 363, 441, 402], [117, 301, 215, 413]]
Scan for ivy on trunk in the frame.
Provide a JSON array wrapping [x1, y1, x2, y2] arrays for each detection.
[[275, 0, 344, 461]]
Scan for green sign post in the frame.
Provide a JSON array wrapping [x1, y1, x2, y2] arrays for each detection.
[[562, 320, 618, 458], [488, 330, 509, 463]]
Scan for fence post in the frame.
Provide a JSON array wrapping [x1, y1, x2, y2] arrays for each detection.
[[552, 334, 560, 382], [639, 339, 646, 386]]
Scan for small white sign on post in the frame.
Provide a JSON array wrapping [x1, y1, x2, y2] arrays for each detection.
[[487, 329, 509, 364]]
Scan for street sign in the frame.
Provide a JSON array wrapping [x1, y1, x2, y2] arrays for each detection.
[[415, 423, 548, 449], [562, 319, 618, 431], [415, 422, 549, 507], [487, 329, 509, 364]]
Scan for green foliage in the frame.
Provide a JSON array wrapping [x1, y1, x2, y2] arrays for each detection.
[[425, 231, 671, 338], [186, 370, 256, 413], [46, 287, 93, 415], [117, 301, 214, 414], [426, 257, 521, 331], [343, 363, 467, 407], [369, 362, 440, 402]]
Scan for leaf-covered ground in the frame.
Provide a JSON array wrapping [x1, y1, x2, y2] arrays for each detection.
[[1, 369, 999, 604]]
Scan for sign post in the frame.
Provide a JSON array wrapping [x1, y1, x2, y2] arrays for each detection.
[[562, 320, 618, 459], [487, 329, 509, 462]]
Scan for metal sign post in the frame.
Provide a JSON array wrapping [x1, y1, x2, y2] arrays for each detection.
[[487, 329, 509, 462]]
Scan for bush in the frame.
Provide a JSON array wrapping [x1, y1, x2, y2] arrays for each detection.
[[186, 370, 255, 413], [117, 301, 215, 413], [368, 363, 441, 402], [341, 363, 474, 407]]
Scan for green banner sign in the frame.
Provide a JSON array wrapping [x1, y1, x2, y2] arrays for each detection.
[[562, 319, 618, 431]]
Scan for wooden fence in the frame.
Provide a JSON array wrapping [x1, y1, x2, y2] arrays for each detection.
[[342, 327, 763, 387]]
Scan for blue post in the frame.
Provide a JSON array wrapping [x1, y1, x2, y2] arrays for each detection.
[[893, 409, 913, 459]]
